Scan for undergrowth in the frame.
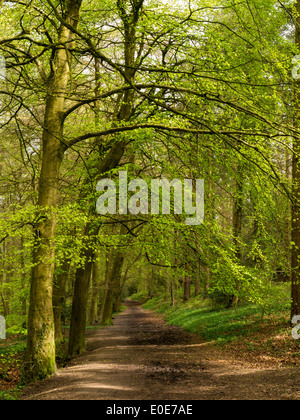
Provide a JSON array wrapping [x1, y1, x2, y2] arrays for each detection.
[[140, 283, 290, 340]]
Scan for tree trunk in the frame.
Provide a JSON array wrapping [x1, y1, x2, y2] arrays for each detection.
[[291, 148, 300, 317], [148, 268, 154, 298], [20, 236, 27, 316], [99, 251, 112, 323], [53, 261, 70, 343], [170, 275, 175, 306], [292, 1, 300, 319], [114, 269, 127, 313], [233, 169, 243, 261], [164, 275, 170, 301], [101, 223, 128, 325], [228, 166, 243, 308], [23, 0, 82, 382], [101, 251, 124, 325], [194, 275, 201, 297], [89, 255, 102, 324], [68, 222, 98, 357], [183, 274, 191, 302], [201, 265, 210, 298], [0, 241, 9, 317]]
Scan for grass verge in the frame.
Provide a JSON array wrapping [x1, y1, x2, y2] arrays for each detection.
[[139, 284, 300, 368]]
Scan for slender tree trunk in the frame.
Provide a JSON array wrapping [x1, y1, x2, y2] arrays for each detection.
[[23, 0, 82, 382], [183, 274, 191, 302], [194, 272, 201, 297], [201, 265, 210, 298], [148, 268, 154, 298], [291, 152, 300, 318], [101, 224, 127, 325], [89, 255, 102, 324], [228, 166, 243, 308], [53, 261, 70, 343], [292, 1, 300, 319], [101, 251, 124, 325], [68, 222, 98, 357], [170, 275, 175, 306], [114, 268, 128, 313], [233, 168, 243, 261], [20, 236, 27, 316], [0, 241, 9, 317], [164, 275, 170, 301], [99, 250, 112, 323], [99, 289, 108, 323]]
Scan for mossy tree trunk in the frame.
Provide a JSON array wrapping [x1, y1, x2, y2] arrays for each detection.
[[23, 0, 82, 382], [101, 251, 125, 325], [101, 223, 128, 325], [89, 255, 102, 324], [53, 261, 70, 343], [68, 222, 99, 357]]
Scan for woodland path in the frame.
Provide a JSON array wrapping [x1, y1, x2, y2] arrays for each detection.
[[21, 301, 300, 400]]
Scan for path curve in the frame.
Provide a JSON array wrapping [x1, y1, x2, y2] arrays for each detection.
[[21, 301, 300, 400]]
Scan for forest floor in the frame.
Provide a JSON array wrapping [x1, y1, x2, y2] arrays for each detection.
[[18, 300, 300, 400]]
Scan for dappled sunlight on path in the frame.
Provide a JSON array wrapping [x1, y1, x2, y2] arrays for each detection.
[[21, 301, 300, 400]]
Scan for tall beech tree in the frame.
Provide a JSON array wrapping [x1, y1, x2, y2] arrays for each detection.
[[23, 0, 83, 382]]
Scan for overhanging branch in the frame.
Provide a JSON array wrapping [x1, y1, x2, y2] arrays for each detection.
[[65, 122, 288, 150]]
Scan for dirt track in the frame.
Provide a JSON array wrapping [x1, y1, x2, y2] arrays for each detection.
[[21, 301, 300, 400]]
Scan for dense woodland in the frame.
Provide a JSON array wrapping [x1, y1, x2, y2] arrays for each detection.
[[0, 0, 300, 383]]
